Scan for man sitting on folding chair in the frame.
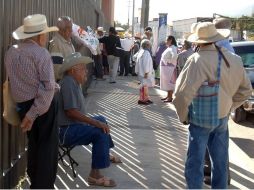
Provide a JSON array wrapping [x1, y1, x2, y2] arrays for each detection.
[[57, 52, 121, 187]]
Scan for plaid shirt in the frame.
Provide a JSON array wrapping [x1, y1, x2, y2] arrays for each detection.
[[5, 40, 59, 121]]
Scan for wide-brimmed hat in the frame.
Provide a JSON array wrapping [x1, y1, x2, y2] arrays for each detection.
[[97, 26, 105, 32], [58, 52, 93, 77], [188, 22, 230, 44], [190, 22, 199, 34], [12, 14, 58, 40], [213, 17, 232, 29]]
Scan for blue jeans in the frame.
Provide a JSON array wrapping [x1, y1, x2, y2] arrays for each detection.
[[185, 117, 229, 189], [59, 115, 114, 169]]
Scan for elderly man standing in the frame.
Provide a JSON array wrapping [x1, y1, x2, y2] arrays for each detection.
[[119, 33, 134, 76], [173, 22, 252, 189], [49, 16, 75, 81], [57, 52, 119, 187], [5, 14, 59, 188], [204, 17, 236, 186]]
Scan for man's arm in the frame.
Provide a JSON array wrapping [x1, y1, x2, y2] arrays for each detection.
[[65, 109, 110, 133], [21, 50, 57, 132], [232, 66, 252, 109]]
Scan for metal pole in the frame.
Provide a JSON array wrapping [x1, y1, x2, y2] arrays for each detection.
[[140, 0, 149, 32], [128, 0, 131, 28], [132, 0, 135, 37]]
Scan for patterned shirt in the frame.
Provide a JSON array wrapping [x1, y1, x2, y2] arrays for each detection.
[[5, 40, 59, 121]]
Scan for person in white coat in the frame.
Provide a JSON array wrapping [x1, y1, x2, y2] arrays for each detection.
[[160, 35, 178, 102], [135, 39, 155, 105]]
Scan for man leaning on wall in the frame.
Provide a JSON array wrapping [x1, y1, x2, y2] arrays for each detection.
[[5, 14, 59, 189]]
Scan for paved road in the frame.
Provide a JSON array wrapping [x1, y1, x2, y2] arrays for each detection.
[[21, 76, 254, 189]]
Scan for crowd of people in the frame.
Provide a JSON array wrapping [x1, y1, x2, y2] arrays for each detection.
[[4, 13, 252, 189]]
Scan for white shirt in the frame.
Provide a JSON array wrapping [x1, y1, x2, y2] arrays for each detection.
[[120, 38, 134, 51], [135, 49, 153, 77]]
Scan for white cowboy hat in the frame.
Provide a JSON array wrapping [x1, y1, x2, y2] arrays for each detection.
[[97, 26, 105, 32], [58, 52, 93, 77], [12, 14, 59, 40], [188, 22, 230, 44], [190, 22, 199, 34]]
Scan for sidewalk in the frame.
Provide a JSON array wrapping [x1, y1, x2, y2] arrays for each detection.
[[22, 76, 254, 189]]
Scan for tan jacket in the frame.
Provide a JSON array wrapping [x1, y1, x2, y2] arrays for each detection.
[[173, 44, 252, 123]]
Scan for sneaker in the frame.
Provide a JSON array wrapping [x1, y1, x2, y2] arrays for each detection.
[[109, 81, 116, 84], [138, 100, 149, 105]]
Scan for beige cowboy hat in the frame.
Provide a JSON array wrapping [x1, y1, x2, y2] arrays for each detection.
[[213, 17, 232, 29], [188, 22, 230, 44], [12, 14, 58, 40], [97, 26, 105, 32], [58, 52, 93, 77]]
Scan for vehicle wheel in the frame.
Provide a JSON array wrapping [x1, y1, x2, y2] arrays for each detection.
[[230, 107, 247, 123]]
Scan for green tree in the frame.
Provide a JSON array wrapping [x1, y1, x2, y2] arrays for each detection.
[[232, 16, 254, 40]]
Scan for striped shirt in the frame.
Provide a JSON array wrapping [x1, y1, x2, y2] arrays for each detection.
[[4, 40, 59, 121]]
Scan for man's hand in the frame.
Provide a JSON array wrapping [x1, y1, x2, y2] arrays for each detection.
[[144, 73, 148, 79], [20, 116, 33, 133], [97, 122, 110, 134]]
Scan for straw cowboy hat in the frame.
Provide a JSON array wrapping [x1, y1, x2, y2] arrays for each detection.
[[188, 22, 230, 44], [58, 52, 93, 77], [12, 14, 58, 40], [213, 17, 232, 29], [97, 26, 105, 32], [190, 22, 199, 34]]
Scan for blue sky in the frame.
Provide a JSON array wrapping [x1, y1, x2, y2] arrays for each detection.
[[114, 0, 254, 25]]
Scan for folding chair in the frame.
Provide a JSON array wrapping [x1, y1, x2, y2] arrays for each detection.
[[58, 144, 79, 177]]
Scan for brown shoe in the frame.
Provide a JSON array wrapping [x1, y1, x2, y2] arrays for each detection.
[[88, 176, 116, 187]]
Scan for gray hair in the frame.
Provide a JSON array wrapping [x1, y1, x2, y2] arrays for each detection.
[[183, 40, 192, 49], [57, 16, 73, 31], [141, 39, 151, 49]]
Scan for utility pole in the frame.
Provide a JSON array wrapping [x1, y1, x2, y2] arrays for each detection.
[[140, 0, 149, 32], [127, 0, 131, 29], [132, 0, 135, 37]]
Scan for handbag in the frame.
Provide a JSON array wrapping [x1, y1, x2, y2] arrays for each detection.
[[3, 74, 21, 126], [189, 53, 222, 128]]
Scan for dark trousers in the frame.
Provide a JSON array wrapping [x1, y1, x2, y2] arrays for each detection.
[[119, 51, 131, 75], [93, 54, 103, 78], [102, 54, 109, 73], [17, 97, 58, 189]]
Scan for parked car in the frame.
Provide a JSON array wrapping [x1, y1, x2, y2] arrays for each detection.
[[230, 41, 254, 123]]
